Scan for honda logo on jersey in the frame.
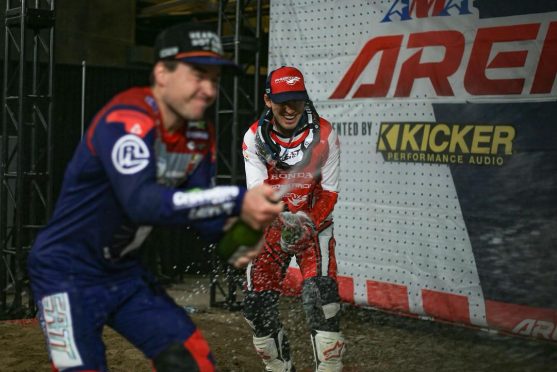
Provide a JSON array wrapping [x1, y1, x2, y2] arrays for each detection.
[[270, 172, 313, 180]]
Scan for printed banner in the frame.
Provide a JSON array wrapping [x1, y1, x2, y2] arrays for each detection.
[[271, 0, 557, 340]]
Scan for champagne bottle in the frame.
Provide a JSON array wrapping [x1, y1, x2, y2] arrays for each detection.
[[216, 219, 263, 264]]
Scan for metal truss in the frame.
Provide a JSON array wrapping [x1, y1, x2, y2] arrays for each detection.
[[210, 0, 264, 309], [0, 0, 54, 318]]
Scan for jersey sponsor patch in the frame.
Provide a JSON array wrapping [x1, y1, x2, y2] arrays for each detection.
[[172, 186, 239, 209], [286, 193, 308, 207], [186, 130, 209, 140], [40, 293, 83, 369], [188, 201, 236, 219], [106, 109, 154, 138], [111, 134, 150, 174]]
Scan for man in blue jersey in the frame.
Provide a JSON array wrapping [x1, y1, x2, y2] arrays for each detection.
[[27, 22, 282, 372]]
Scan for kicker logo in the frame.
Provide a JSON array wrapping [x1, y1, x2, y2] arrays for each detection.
[[382, 0, 472, 22], [377, 122, 515, 166]]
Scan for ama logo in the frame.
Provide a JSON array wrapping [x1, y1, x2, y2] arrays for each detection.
[[382, 0, 472, 22]]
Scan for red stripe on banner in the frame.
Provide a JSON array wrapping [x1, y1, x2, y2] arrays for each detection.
[[486, 300, 557, 341], [422, 289, 470, 324], [337, 275, 354, 304], [366, 280, 409, 312], [282, 267, 303, 296]]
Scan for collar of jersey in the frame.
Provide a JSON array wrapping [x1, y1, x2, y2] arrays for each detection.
[[157, 118, 187, 145], [270, 126, 310, 148]]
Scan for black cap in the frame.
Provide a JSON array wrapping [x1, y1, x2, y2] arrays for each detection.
[[154, 22, 241, 73]]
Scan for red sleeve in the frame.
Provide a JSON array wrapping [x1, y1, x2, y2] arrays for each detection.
[[308, 185, 338, 228], [308, 119, 339, 228]]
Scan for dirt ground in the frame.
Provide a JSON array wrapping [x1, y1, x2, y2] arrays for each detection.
[[1, 278, 556, 372]]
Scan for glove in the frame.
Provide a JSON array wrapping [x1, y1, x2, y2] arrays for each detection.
[[279, 211, 316, 254]]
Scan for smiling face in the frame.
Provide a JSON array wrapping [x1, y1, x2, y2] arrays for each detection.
[[264, 94, 305, 136], [153, 61, 220, 131]]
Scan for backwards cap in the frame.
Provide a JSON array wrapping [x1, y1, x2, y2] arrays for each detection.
[[265, 66, 309, 103]]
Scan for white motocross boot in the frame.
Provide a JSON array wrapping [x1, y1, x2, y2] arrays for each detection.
[[253, 328, 295, 372], [310, 330, 346, 372]]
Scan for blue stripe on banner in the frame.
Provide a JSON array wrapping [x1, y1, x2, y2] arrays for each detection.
[[432, 101, 557, 309], [475, 0, 557, 19]]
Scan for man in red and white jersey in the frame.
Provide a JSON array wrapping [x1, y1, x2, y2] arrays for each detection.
[[242, 66, 345, 372]]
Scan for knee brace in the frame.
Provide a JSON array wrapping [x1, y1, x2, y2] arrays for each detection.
[[153, 338, 214, 372], [243, 290, 282, 337], [301, 276, 341, 332]]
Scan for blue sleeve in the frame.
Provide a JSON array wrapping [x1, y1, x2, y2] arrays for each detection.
[[91, 107, 246, 238], [185, 150, 216, 189]]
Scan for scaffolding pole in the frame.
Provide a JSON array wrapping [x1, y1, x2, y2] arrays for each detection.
[[210, 0, 265, 309], [0, 0, 55, 319]]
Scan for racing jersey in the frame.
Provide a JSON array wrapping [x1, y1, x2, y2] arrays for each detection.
[[28, 87, 245, 286], [242, 116, 340, 228]]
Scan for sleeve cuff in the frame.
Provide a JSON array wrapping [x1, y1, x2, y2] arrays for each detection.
[[232, 186, 247, 216]]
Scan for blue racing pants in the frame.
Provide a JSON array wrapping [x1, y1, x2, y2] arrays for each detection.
[[31, 274, 214, 371]]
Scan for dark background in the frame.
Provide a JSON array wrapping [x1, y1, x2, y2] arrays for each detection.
[[434, 102, 557, 309]]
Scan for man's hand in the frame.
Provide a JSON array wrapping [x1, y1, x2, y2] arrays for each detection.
[[241, 184, 283, 230], [279, 211, 316, 254], [229, 240, 264, 268], [223, 184, 282, 268]]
